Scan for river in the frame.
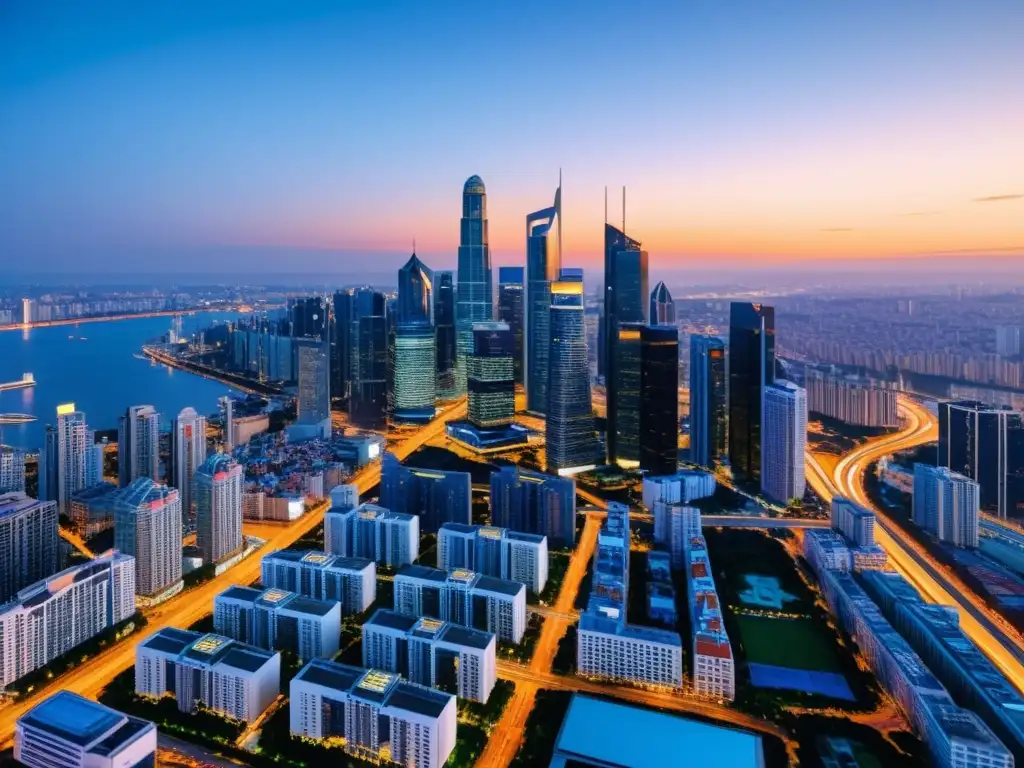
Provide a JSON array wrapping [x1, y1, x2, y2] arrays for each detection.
[[0, 312, 242, 451]]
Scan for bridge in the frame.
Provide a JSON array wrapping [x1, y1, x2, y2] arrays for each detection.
[[701, 514, 830, 529]]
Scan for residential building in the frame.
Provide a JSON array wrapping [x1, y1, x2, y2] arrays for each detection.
[[118, 405, 159, 487], [0, 552, 136, 689], [685, 535, 736, 700], [329, 483, 359, 511], [260, 549, 376, 615], [393, 564, 527, 643], [194, 454, 244, 566], [0, 446, 25, 493], [913, 464, 980, 548], [761, 380, 807, 504], [289, 659, 457, 768], [497, 266, 524, 385], [171, 406, 207, 518], [803, 529, 853, 574], [362, 609, 497, 702], [653, 502, 701, 569], [805, 368, 898, 428], [576, 503, 684, 690], [728, 302, 776, 485], [15, 691, 157, 768], [995, 326, 1021, 358], [525, 183, 561, 415], [641, 470, 716, 508], [689, 335, 728, 469], [136, 628, 280, 723], [68, 482, 118, 538], [640, 324, 679, 476], [38, 426, 59, 503], [434, 270, 458, 400], [0, 492, 59, 604], [324, 502, 420, 567], [113, 478, 183, 598], [455, 175, 492, 395], [56, 404, 92, 515], [214, 585, 342, 660], [379, 452, 471, 533], [437, 523, 548, 594], [490, 465, 576, 548], [831, 497, 877, 548]]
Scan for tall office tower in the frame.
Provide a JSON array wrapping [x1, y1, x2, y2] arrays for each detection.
[[913, 464, 980, 548], [938, 400, 1024, 520], [57, 404, 90, 514], [118, 405, 159, 487], [649, 281, 676, 325], [325, 502, 420, 567], [352, 288, 389, 428], [438, 523, 549, 594], [601, 217, 642, 379], [290, 296, 327, 339], [0, 493, 59, 604], [0, 446, 25, 493], [363, 609, 497, 703], [289, 336, 331, 440], [689, 335, 728, 469], [136, 629, 280, 722], [467, 321, 514, 428], [728, 302, 776, 485], [606, 246, 649, 464], [390, 323, 436, 425], [331, 289, 354, 402], [490, 465, 576, 547], [640, 324, 679, 476], [995, 325, 1022, 357], [761, 381, 807, 504], [0, 552, 136, 690], [546, 279, 596, 474], [831, 497, 877, 548], [261, 550, 376, 615], [16, 691, 157, 768], [290, 660, 457, 768], [497, 266, 525, 385], [434, 270, 458, 400], [397, 251, 434, 324], [171, 406, 207, 519], [214, 585, 342, 660], [525, 185, 561, 414], [194, 454, 243, 566], [113, 479, 183, 597], [380, 451, 471, 532], [219, 396, 234, 451], [39, 426, 59, 502], [456, 175, 492, 394]]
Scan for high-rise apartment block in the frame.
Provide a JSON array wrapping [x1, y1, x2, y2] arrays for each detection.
[[805, 368, 898, 428], [653, 502, 702, 569], [362, 609, 497, 702], [761, 380, 807, 504], [641, 470, 716, 509], [490, 465, 576, 548], [194, 454, 244, 566], [0, 446, 25, 493], [56, 404, 94, 515], [290, 659, 457, 768], [171, 406, 207, 518], [380, 452, 471, 533], [831, 497, 877, 548], [728, 302, 775, 485], [324, 502, 420, 567], [329, 483, 359, 511], [684, 535, 736, 700], [393, 564, 527, 643], [913, 464, 980, 548], [437, 523, 548, 594], [136, 628, 280, 723], [0, 492, 59, 604], [214, 585, 342, 660], [118, 405, 159, 487], [689, 335, 728, 469], [260, 549, 376, 615], [995, 326, 1022, 358], [113, 478, 183, 598], [289, 336, 331, 440]]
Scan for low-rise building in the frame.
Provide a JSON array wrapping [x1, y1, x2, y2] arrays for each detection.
[[290, 659, 457, 768], [136, 628, 281, 723], [646, 551, 677, 626], [260, 550, 375, 616], [325, 502, 420, 567], [641, 470, 716, 509], [362, 609, 497, 702], [684, 535, 735, 700], [437, 522, 548, 594], [214, 585, 342, 660]]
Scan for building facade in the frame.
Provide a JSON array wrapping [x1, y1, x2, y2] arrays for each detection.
[[689, 335, 728, 469], [324, 502, 420, 567], [392, 323, 437, 424], [641, 470, 716, 508], [467, 321, 515, 429], [118, 405, 159, 487], [640, 324, 679, 476], [194, 453, 244, 566], [260, 549, 376, 615], [913, 464, 980, 548], [490, 465, 576, 548], [728, 302, 776, 485], [379, 452, 471, 533], [761, 380, 807, 504], [805, 368, 898, 428], [437, 523, 548, 594], [171, 406, 207, 519], [352, 288, 389, 428], [0, 493, 59, 605], [112, 478, 183, 597], [0, 446, 25, 493], [685, 535, 736, 700], [455, 175, 492, 394], [649, 281, 675, 325], [653, 502, 702, 569], [497, 266, 524, 385], [434, 271, 459, 400], [56, 404, 92, 515], [525, 186, 561, 415]]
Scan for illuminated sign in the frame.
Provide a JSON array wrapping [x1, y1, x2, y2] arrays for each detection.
[[56, 403, 76, 416], [367, 443, 381, 459], [192, 635, 227, 654], [450, 569, 475, 582], [416, 618, 444, 634]]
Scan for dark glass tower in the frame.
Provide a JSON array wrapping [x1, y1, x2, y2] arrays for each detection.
[[639, 324, 679, 476], [290, 296, 327, 339], [546, 278, 595, 474], [434, 271, 458, 399], [397, 252, 434, 325], [606, 245, 648, 464], [525, 184, 561, 414], [689, 335, 728, 469], [331, 289, 354, 402], [350, 288, 388, 428], [600, 222, 641, 380], [649, 281, 676, 325], [728, 302, 776, 485], [380, 452, 471, 533], [456, 175, 492, 394], [610, 323, 643, 467], [467, 322, 515, 428], [491, 465, 576, 547], [497, 267, 525, 385]]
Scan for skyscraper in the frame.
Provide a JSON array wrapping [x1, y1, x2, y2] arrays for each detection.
[[640, 324, 679, 476], [57, 403, 91, 514], [289, 296, 327, 339], [434, 270, 458, 400], [351, 288, 388, 428], [761, 380, 807, 504], [379, 452, 471, 533], [118, 405, 159, 487], [171, 407, 207, 519], [938, 400, 1024, 521], [610, 323, 643, 467], [490, 465, 576, 547], [497, 266, 525, 385], [0, 446, 25, 493], [0, 492, 59, 604], [649, 281, 676, 325], [113, 478, 183, 597], [331, 289, 354, 403], [468, 322, 515, 428], [546, 278, 596, 475], [601, 221, 642, 379], [391, 323, 437, 423], [39, 426, 59, 502], [290, 336, 331, 440], [456, 175, 492, 393], [525, 185, 561, 414], [397, 251, 434, 325], [689, 335, 728, 469], [728, 302, 776, 485], [195, 454, 243, 566], [913, 464, 980, 548]]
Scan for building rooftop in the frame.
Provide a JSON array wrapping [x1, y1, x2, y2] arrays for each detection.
[[8, 552, 131, 612], [366, 608, 419, 633], [397, 563, 448, 583], [220, 585, 262, 604], [295, 659, 453, 718], [0, 492, 53, 520], [437, 623, 495, 651], [111, 477, 179, 511], [262, 549, 373, 573], [474, 574, 525, 598], [142, 628, 276, 672], [20, 691, 124, 747]]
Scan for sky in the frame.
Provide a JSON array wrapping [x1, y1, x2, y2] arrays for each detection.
[[1, 1, 1022, 277]]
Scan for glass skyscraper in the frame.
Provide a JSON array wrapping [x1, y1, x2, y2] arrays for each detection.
[[545, 278, 595, 475], [728, 302, 776, 485], [351, 288, 388, 428], [380, 452, 471, 533], [497, 267, 524, 385], [397, 252, 434, 325], [639, 324, 679, 476], [490, 465, 576, 547], [649, 281, 675, 325], [525, 185, 561, 414], [610, 322, 643, 467], [600, 222, 641, 379], [331, 289, 354, 402], [467, 322, 515, 428], [456, 175, 492, 394], [391, 324, 437, 424], [434, 271, 458, 400], [689, 335, 728, 470]]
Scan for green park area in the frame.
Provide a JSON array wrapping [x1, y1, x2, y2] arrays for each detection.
[[733, 613, 843, 673]]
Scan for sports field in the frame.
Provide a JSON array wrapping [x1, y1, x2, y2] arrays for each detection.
[[734, 614, 842, 672]]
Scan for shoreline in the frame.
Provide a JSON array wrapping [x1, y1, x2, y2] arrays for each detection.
[[141, 345, 283, 398]]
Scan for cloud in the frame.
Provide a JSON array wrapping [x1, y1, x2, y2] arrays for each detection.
[[974, 194, 1023, 203], [820, 227, 855, 232]]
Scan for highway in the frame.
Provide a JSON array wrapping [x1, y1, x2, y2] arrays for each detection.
[[0, 398, 466, 749], [805, 395, 1024, 692]]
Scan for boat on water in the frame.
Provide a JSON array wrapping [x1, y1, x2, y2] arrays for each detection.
[[0, 413, 37, 425], [0, 373, 36, 391]]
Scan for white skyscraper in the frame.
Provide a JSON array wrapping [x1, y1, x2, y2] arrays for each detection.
[[913, 464, 980, 548], [0, 493, 60, 605], [194, 454, 243, 565], [761, 381, 808, 504], [172, 406, 207, 518], [57, 403, 90, 515], [113, 479, 183, 598], [118, 405, 160, 487]]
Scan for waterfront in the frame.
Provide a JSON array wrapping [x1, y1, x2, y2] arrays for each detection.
[[0, 312, 243, 451]]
